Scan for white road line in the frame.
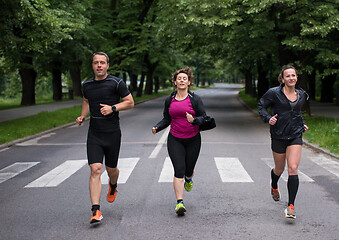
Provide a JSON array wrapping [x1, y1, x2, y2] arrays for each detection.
[[149, 127, 170, 159], [25, 160, 87, 188], [0, 162, 40, 184], [101, 158, 140, 184], [158, 157, 174, 182], [214, 157, 253, 182], [261, 158, 314, 182], [309, 156, 339, 178], [16, 133, 56, 146]]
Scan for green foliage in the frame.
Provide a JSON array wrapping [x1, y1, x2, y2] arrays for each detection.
[[238, 88, 258, 110], [0, 105, 82, 144], [303, 115, 339, 155]]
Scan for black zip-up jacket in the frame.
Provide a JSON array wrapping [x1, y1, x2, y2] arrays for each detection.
[[258, 84, 309, 140], [154, 90, 207, 133]]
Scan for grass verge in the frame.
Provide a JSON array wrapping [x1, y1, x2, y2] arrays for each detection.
[[0, 90, 174, 145], [238, 88, 339, 155]]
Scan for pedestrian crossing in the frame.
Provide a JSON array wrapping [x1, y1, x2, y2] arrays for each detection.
[[0, 156, 338, 188]]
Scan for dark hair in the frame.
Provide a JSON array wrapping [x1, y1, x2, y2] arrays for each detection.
[[172, 67, 194, 85], [92, 52, 109, 64], [278, 65, 297, 83]]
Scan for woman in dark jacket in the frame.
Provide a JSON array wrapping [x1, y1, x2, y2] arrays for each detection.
[[258, 65, 309, 219], [152, 67, 207, 216]]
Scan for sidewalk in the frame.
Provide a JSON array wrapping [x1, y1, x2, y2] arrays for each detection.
[[0, 99, 83, 123]]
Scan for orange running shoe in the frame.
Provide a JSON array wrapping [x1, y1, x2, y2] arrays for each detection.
[[90, 210, 103, 224], [271, 186, 280, 202], [107, 182, 117, 203], [284, 204, 296, 219]]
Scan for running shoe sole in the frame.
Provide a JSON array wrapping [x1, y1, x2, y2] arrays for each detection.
[[176, 206, 186, 216], [90, 210, 103, 224], [284, 208, 296, 219]]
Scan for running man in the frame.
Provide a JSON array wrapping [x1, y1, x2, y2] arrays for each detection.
[[76, 52, 134, 224]]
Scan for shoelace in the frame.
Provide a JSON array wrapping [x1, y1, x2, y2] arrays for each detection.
[[92, 210, 97, 216]]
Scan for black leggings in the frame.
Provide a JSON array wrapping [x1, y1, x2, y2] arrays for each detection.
[[167, 132, 201, 178]]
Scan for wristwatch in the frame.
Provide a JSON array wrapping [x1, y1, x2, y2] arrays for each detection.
[[111, 105, 116, 112]]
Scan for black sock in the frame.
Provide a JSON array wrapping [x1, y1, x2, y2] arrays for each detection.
[[271, 169, 281, 189], [109, 182, 117, 194], [185, 177, 192, 182], [177, 199, 183, 204], [287, 175, 299, 206], [91, 205, 100, 211]]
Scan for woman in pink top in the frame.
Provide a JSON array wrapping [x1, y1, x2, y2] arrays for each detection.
[[152, 67, 208, 216]]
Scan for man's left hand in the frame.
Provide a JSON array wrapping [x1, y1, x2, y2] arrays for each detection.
[[100, 104, 113, 116]]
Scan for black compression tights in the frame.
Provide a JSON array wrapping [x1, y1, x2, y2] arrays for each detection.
[[288, 175, 299, 206], [167, 132, 201, 179]]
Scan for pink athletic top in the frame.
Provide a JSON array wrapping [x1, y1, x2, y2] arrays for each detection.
[[169, 97, 199, 138]]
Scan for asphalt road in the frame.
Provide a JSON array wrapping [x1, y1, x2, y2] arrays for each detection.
[[0, 84, 338, 240]]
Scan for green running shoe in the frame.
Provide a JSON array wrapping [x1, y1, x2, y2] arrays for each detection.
[[175, 202, 186, 216], [184, 179, 193, 192]]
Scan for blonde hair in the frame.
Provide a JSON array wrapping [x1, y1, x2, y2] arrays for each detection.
[[278, 65, 297, 83]]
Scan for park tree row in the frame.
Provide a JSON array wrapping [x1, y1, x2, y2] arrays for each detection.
[[0, 0, 338, 107]]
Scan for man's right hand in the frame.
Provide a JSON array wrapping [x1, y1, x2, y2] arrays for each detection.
[[76, 116, 85, 126]]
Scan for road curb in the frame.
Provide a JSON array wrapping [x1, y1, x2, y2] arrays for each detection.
[[237, 95, 339, 160]]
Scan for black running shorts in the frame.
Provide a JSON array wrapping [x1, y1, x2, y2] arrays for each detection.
[[271, 137, 303, 154], [87, 128, 121, 168]]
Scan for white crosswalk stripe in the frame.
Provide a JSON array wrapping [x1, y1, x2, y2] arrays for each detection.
[[149, 127, 170, 159], [309, 156, 339, 178], [101, 158, 140, 184], [214, 157, 254, 182], [0, 162, 40, 184], [261, 158, 314, 182], [158, 157, 174, 182], [2, 155, 337, 188], [25, 160, 87, 188]]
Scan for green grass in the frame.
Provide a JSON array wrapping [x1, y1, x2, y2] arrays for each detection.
[[302, 115, 339, 155], [238, 88, 339, 155], [0, 106, 82, 144], [238, 89, 258, 110], [0, 90, 174, 145]]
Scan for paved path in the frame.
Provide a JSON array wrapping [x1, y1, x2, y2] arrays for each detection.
[[0, 99, 83, 123]]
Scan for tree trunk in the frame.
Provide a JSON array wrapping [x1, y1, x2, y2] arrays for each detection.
[[144, 70, 153, 95], [52, 61, 62, 101], [69, 65, 82, 97], [257, 62, 269, 99], [154, 76, 159, 93], [320, 74, 335, 103], [244, 69, 252, 95], [308, 69, 316, 101], [161, 78, 167, 89], [19, 56, 36, 105], [128, 71, 138, 92], [136, 72, 146, 97], [296, 73, 311, 115]]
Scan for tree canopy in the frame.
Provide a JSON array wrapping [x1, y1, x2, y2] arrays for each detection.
[[0, 0, 338, 105]]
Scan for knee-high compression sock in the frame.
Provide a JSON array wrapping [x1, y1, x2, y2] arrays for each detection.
[[287, 175, 299, 206], [271, 169, 281, 189]]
